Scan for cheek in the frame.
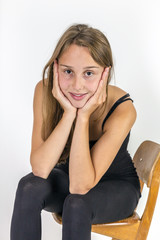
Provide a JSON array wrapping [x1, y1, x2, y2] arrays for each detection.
[[58, 74, 69, 91], [87, 78, 100, 93]]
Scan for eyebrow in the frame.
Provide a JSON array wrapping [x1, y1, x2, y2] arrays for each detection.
[[59, 64, 99, 69]]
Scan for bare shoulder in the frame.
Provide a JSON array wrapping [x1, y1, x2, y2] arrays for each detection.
[[33, 80, 44, 107], [34, 78, 48, 100], [108, 85, 128, 103], [108, 84, 136, 112], [103, 85, 137, 131], [33, 80, 44, 116], [35, 78, 48, 89], [35, 79, 43, 93], [30, 79, 47, 156]]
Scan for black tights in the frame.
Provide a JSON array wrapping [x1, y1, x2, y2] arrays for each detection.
[[10, 168, 140, 240]]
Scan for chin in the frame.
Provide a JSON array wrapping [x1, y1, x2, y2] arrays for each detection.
[[66, 93, 90, 109], [71, 102, 85, 109], [70, 100, 87, 109]]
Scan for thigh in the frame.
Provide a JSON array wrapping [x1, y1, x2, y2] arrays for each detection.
[[81, 179, 140, 224], [47, 167, 69, 194], [18, 168, 70, 213], [43, 168, 70, 213]]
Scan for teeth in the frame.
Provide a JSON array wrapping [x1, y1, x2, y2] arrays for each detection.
[[73, 94, 83, 96]]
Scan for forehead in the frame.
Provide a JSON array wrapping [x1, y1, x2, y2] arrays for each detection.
[[59, 44, 100, 67]]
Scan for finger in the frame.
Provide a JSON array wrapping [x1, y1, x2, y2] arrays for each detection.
[[53, 60, 58, 77], [102, 67, 110, 82], [53, 61, 59, 88], [98, 67, 110, 93], [93, 78, 104, 97], [90, 67, 110, 100], [96, 68, 109, 97]]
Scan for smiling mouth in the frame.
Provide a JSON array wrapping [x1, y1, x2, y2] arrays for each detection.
[[71, 93, 86, 96], [69, 92, 88, 100]]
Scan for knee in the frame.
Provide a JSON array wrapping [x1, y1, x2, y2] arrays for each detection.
[[62, 194, 92, 220], [17, 172, 39, 195], [15, 172, 46, 209]]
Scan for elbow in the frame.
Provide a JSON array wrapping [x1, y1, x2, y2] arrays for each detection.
[[69, 177, 96, 195], [69, 185, 91, 195], [32, 168, 49, 179], [69, 188, 89, 195], [30, 154, 49, 179]]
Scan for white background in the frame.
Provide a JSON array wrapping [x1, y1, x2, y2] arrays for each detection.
[[0, 0, 160, 239]]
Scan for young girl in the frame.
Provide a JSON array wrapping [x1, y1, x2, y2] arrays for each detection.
[[10, 24, 141, 240]]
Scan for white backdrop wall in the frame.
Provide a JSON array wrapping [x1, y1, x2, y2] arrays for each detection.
[[0, 0, 160, 239]]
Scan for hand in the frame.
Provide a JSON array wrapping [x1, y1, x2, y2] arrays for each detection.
[[52, 60, 77, 116], [77, 67, 110, 119]]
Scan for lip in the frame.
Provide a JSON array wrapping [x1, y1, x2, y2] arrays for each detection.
[[69, 92, 87, 101]]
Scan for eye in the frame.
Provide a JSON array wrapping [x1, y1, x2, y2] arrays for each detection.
[[64, 69, 72, 74], [85, 71, 93, 77]]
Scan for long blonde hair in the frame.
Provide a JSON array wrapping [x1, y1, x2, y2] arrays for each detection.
[[41, 24, 114, 164]]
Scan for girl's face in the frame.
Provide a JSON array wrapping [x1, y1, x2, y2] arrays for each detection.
[[58, 44, 104, 108]]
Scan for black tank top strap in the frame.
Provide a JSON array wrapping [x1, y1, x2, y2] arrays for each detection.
[[102, 93, 133, 130]]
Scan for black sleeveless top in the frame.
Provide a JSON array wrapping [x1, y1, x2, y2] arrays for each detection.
[[55, 93, 141, 198]]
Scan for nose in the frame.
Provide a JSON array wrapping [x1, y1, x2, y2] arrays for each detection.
[[72, 76, 84, 91]]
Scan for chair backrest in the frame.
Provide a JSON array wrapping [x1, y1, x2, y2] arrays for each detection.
[[132, 140, 160, 239], [133, 140, 160, 187]]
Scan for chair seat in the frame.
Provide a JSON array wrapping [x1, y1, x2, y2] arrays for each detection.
[[92, 211, 140, 226], [52, 212, 62, 224], [91, 211, 141, 240], [52, 211, 140, 226]]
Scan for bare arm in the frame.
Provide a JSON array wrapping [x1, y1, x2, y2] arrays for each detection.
[[30, 112, 75, 179], [69, 115, 95, 193], [69, 67, 109, 194], [30, 61, 77, 179]]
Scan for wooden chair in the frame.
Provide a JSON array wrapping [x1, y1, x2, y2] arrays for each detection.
[[52, 140, 160, 240]]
